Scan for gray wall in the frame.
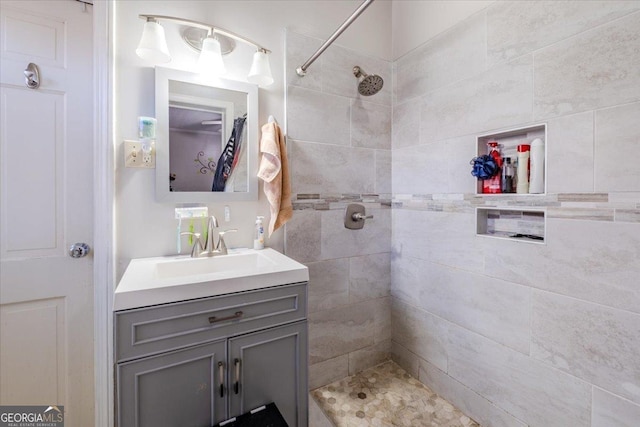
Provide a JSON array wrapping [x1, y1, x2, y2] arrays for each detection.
[[284, 31, 393, 389], [391, 2, 640, 426]]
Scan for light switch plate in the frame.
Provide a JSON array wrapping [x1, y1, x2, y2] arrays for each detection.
[[124, 140, 155, 168]]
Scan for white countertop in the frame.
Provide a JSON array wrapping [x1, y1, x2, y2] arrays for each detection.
[[114, 248, 309, 311]]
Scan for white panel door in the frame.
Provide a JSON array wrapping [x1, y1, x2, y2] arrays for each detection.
[[0, 1, 94, 425]]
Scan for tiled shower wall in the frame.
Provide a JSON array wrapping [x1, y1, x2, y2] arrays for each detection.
[[284, 31, 393, 389], [391, 2, 640, 427]]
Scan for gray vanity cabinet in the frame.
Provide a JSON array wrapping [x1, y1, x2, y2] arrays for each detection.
[[115, 283, 308, 427], [229, 321, 308, 427], [118, 340, 227, 427]]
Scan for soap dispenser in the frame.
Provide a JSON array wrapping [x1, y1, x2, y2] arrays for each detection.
[[254, 216, 265, 250]]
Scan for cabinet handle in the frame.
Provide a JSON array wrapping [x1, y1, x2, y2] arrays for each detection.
[[218, 361, 225, 398], [233, 358, 240, 394], [208, 311, 243, 324]]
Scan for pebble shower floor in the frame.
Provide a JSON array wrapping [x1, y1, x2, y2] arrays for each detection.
[[312, 361, 480, 427]]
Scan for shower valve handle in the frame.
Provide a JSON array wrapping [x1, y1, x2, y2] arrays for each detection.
[[352, 213, 373, 221]]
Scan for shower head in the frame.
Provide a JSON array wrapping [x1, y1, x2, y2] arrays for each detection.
[[353, 66, 383, 96]]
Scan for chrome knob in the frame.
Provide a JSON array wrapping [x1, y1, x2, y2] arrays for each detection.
[[352, 212, 374, 221], [69, 242, 90, 258]]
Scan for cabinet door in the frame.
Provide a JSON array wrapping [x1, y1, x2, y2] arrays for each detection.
[[229, 321, 308, 427], [117, 340, 227, 427]]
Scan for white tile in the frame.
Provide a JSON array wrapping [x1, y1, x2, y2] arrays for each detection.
[[448, 324, 592, 427], [546, 111, 595, 193], [487, 1, 640, 65], [395, 11, 486, 103], [287, 86, 350, 145], [483, 218, 640, 315], [534, 12, 640, 119], [393, 256, 530, 354], [392, 143, 448, 194], [290, 140, 375, 194], [392, 210, 484, 273], [306, 258, 349, 313], [420, 56, 533, 142], [348, 340, 391, 375], [372, 296, 391, 344], [322, 43, 392, 106], [285, 31, 323, 91], [391, 341, 419, 378], [309, 355, 349, 390], [531, 290, 640, 405], [592, 387, 640, 427], [349, 252, 391, 303], [351, 99, 391, 150], [392, 98, 420, 149], [418, 358, 528, 427], [284, 210, 321, 263], [446, 134, 478, 194], [308, 300, 376, 364], [375, 149, 392, 194], [391, 298, 448, 372], [320, 208, 390, 260], [595, 101, 640, 192]]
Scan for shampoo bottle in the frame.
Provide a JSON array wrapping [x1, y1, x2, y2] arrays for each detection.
[[253, 216, 265, 250], [529, 138, 545, 194], [516, 144, 530, 194]]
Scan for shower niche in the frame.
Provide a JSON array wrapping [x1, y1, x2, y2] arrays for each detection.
[[476, 207, 546, 244], [474, 123, 548, 243], [475, 123, 547, 196]]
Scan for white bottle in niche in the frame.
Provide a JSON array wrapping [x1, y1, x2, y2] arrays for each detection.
[[529, 138, 545, 194]]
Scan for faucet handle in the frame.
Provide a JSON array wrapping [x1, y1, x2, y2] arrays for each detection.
[[180, 232, 203, 257], [204, 215, 219, 252], [216, 229, 238, 255]]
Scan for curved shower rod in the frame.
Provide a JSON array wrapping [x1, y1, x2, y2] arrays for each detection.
[[296, 0, 374, 77]]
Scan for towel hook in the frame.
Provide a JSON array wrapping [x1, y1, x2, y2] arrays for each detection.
[[24, 63, 40, 89]]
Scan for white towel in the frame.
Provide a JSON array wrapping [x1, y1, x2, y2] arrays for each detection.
[[257, 122, 292, 236]]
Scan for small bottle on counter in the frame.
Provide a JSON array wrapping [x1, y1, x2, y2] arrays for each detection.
[[501, 157, 514, 193], [253, 216, 265, 250], [516, 144, 530, 194]]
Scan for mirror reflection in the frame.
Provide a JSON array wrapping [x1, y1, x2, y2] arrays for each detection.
[[155, 67, 258, 203], [168, 80, 248, 193]]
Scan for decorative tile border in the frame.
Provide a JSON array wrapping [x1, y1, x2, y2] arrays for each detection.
[[292, 193, 392, 211], [292, 193, 640, 224]]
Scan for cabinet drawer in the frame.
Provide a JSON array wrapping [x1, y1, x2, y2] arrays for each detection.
[[115, 283, 307, 362]]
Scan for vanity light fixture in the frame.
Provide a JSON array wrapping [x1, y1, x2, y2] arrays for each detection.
[[136, 14, 273, 87], [196, 34, 226, 75]]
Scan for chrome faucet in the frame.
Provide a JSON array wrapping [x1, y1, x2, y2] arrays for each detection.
[[215, 229, 237, 255], [203, 215, 219, 253], [181, 216, 237, 258], [180, 232, 204, 258]]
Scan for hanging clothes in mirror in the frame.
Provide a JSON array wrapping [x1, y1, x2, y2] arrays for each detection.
[[212, 115, 247, 191]]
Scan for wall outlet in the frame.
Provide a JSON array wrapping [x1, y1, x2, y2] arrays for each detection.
[[124, 140, 155, 168]]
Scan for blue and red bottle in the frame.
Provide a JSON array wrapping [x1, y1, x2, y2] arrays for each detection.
[[483, 141, 503, 194]]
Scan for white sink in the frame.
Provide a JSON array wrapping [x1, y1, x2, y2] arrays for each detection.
[[114, 248, 308, 311], [155, 251, 277, 279]]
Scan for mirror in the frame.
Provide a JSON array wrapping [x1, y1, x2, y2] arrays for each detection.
[[155, 67, 258, 202]]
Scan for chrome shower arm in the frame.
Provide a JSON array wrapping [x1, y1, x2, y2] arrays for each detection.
[[296, 0, 374, 76]]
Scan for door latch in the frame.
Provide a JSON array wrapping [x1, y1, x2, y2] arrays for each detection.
[[24, 63, 40, 89]]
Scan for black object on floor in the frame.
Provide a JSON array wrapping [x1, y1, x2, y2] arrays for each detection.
[[212, 403, 288, 427]]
